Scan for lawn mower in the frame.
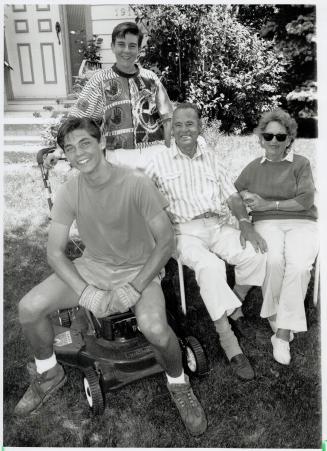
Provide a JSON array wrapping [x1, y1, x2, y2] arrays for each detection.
[[37, 146, 209, 415]]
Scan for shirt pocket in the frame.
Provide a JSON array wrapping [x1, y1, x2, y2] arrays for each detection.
[[160, 171, 182, 198]]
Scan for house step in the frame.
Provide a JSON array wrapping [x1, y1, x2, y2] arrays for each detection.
[[4, 135, 44, 145], [5, 98, 75, 112], [5, 123, 53, 135]]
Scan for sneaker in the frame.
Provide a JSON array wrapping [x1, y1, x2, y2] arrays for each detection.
[[229, 316, 256, 340], [271, 334, 291, 365], [167, 374, 207, 436], [14, 363, 66, 416], [230, 353, 255, 380]]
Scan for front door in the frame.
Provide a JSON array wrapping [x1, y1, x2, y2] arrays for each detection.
[[4, 4, 68, 99]]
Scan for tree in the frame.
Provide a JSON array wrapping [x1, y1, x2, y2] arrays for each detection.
[[133, 5, 285, 133], [237, 5, 317, 135], [134, 5, 211, 101]]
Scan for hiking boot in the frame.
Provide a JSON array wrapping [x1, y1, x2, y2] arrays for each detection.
[[229, 316, 256, 340], [14, 363, 66, 416], [230, 353, 255, 380], [167, 374, 207, 436]]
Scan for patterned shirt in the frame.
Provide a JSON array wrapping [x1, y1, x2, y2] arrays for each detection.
[[69, 64, 173, 150], [145, 138, 237, 224]]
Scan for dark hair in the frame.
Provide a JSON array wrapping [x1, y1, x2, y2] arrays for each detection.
[[254, 109, 298, 145], [173, 103, 201, 120], [112, 22, 143, 48], [57, 117, 102, 151]]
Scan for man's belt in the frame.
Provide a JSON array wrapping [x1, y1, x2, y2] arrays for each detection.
[[192, 211, 218, 220]]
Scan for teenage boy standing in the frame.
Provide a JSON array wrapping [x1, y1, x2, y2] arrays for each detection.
[[46, 21, 172, 169]]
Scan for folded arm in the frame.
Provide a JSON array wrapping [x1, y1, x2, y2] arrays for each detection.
[[240, 191, 309, 212]]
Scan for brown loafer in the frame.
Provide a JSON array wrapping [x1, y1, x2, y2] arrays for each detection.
[[230, 353, 255, 380]]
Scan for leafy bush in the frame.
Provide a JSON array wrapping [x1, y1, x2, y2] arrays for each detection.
[[40, 113, 69, 147], [134, 5, 285, 133], [78, 34, 103, 63], [237, 5, 317, 134]]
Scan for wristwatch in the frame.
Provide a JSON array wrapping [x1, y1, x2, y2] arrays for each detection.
[[239, 218, 252, 223]]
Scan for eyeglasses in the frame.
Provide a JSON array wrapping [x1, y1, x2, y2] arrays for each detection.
[[262, 133, 288, 142]]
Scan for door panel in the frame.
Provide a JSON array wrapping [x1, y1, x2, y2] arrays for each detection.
[[4, 4, 67, 99]]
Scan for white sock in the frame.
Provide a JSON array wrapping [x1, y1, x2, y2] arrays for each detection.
[[166, 370, 186, 385], [35, 353, 57, 374]]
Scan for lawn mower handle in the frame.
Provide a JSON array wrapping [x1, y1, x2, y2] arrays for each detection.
[[36, 146, 57, 165]]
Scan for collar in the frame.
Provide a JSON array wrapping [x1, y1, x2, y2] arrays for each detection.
[[260, 149, 294, 164], [172, 136, 207, 159], [112, 63, 140, 78]]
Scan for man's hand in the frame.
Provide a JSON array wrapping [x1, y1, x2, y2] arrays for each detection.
[[111, 283, 141, 311], [239, 222, 267, 253], [44, 154, 59, 170], [241, 191, 272, 212], [79, 285, 128, 318]]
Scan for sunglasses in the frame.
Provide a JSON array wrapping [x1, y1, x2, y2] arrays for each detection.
[[262, 133, 288, 142]]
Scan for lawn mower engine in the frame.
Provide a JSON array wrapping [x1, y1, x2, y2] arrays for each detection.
[[52, 305, 208, 415]]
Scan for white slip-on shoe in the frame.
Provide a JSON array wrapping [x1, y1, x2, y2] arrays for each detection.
[[271, 334, 291, 365]]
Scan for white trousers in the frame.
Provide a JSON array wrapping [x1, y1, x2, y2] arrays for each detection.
[[106, 144, 167, 170], [175, 218, 267, 321], [254, 219, 319, 332]]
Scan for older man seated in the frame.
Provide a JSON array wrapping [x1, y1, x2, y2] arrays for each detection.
[[145, 103, 267, 380]]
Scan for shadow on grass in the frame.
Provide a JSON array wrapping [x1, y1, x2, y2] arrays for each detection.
[[3, 226, 321, 448]]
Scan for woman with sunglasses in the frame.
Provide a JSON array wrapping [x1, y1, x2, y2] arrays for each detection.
[[234, 108, 318, 365]]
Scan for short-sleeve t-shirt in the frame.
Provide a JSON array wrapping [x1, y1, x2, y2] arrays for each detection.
[[50, 166, 169, 269]]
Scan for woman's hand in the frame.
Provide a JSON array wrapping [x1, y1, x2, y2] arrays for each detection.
[[240, 191, 272, 212]]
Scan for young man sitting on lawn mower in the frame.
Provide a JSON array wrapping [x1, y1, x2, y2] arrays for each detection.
[[14, 117, 207, 437]]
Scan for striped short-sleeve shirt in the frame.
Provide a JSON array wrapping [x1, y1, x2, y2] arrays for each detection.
[[145, 138, 237, 224]]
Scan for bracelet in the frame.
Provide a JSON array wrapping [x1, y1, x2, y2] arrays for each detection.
[[239, 218, 252, 223], [275, 201, 280, 210]]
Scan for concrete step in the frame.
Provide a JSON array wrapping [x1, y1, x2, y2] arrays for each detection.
[[5, 123, 51, 136], [5, 98, 75, 112], [4, 135, 43, 145], [4, 143, 44, 153]]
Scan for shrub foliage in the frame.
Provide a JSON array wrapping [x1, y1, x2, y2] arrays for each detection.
[[133, 5, 286, 133]]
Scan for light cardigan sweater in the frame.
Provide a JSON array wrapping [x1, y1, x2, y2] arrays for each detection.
[[234, 154, 318, 222]]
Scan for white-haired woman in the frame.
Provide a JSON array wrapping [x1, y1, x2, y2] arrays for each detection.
[[235, 109, 318, 365]]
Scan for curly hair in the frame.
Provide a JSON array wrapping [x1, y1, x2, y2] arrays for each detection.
[[254, 109, 298, 145]]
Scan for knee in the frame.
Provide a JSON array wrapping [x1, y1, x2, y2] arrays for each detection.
[[137, 313, 169, 347], [194, 253, 225, 275], [18, 291, 49, 325]]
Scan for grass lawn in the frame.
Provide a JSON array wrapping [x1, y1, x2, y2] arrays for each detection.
[[3, 136, 321, 447]]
